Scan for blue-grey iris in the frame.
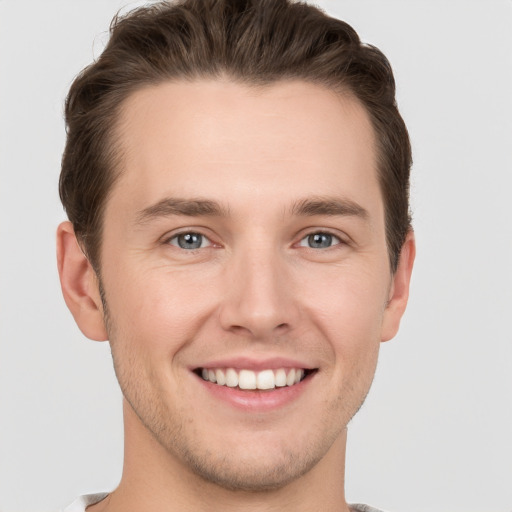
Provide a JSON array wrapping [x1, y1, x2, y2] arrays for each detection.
[[308, 233, 333, 249], [177, 232, 203, 249]]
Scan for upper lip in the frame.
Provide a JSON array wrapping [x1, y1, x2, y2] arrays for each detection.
[[191, 356, 317, 372]]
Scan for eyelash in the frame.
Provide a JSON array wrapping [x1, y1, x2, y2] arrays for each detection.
[[298, 231, 343, 249], [164, 230, 344, 251], [166, 231, 213, 250]]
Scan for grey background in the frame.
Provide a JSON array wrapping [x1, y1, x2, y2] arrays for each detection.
[[0, 1, 511, 511]]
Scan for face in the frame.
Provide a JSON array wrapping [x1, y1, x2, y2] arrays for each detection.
[[94, 80, 410, 490]]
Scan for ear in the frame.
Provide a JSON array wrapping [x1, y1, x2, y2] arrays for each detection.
[[56, 221, 108, 341], [381, 230, 416, 342]]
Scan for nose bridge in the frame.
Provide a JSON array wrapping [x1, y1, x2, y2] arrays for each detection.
[[219, 238, 296, 338]]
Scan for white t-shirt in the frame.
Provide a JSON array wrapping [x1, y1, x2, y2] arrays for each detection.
[[62, 493, 108, 511], [62, 493, 386, 512]]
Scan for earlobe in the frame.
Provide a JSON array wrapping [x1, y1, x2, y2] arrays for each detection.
[[381, 230, 416, 342], [56, 221, 108, 341]]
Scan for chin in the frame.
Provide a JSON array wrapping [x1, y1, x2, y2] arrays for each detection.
[[177, 444, 322, 492], [150, 407, 346, 493]]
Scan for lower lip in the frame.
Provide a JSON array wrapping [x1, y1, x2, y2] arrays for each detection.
[[195, 373, 314, 412]]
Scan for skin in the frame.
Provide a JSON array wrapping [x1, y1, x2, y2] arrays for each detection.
[[57, 79, 415, 512]]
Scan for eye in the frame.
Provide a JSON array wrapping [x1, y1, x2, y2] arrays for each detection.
[[299, 232, 341, 249], [168, 232, 212, 250]]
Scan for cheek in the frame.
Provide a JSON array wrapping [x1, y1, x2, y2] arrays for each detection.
[[104, 265, 219, 354], [303, 263, 389, 331], [299, 262, 388, 369]]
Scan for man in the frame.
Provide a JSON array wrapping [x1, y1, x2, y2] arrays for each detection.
[[57, 0, 415, 510]]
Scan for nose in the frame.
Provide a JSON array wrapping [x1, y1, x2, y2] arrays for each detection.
[[218, 244, 299, 339]]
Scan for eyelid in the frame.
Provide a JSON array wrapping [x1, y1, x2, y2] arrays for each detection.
[[298, 231, 342, 248], [169, 233, 211, 249], [295, 228, 348, 247], [161, 227, 218, 248], [159, 227, 349, 250]]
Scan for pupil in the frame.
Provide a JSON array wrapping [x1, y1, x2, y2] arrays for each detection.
[[179, 233, 202, 249], [309, 233, 331, 248]]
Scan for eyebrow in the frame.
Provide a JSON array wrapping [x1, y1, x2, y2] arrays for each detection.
[[135, 195, 369, 225], [135, 197, 229, 224], [290, 196, 369, 220]]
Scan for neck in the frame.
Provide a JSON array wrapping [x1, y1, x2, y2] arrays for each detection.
[[90, 400, 350, 512]]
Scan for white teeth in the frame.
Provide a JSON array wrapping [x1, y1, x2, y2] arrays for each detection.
[[275, 368, 287, 387], [200, 367, 308, 390], [225, 368, 238, 388], [215, 369, 226, 385], [239, 369, 257, 390], [256, 369, 275, 390]]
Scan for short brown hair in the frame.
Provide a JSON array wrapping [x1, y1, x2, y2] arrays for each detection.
[[60, 0, 412, 272]]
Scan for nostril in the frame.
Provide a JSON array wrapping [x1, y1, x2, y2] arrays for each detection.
[[229, 324, 253, 335]]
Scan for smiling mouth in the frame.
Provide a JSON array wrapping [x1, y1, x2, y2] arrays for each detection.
[[195, 367, 316, 390]]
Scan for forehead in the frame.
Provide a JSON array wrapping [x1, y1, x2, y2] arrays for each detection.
[[109, 79, 381, 219]]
